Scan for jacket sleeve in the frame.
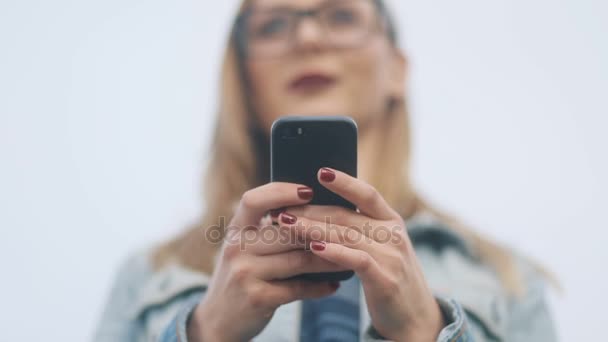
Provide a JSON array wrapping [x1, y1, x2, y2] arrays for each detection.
[[159, 295, 201, 342], [436, 279, 557, 342], [363, 296, 474, 342], [92, 252, 150, 342], [363, 264, 557, 342]]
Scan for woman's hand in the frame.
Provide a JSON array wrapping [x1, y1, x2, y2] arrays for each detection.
[[189, 182, 346, 342], [277, 168, 446, 342]]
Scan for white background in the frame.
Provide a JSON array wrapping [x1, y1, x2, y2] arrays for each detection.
[[1, 0, 606, 340]]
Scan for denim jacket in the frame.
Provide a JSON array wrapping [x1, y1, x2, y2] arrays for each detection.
[[93, 212, 557, 341]]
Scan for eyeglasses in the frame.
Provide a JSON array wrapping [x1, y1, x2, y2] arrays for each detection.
[[235, 0, 385, 59]]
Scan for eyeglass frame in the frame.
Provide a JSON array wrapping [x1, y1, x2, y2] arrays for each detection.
[[232, 0, 397, 59]]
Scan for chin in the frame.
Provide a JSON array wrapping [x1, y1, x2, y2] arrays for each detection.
[[280, 100, 353, 117]]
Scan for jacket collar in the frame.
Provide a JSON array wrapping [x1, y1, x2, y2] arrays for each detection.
[[406, 211, 477, 259]]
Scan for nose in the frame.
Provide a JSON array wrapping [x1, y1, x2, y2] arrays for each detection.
[[292, 16, 326, 53]]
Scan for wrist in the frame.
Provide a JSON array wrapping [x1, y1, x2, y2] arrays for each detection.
[[414, 304, 447, 342], [188, 303, 224, 342], [395, 303, 446, 342]]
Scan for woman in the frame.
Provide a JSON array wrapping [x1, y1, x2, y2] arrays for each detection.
[[94, 0, 557, 341]]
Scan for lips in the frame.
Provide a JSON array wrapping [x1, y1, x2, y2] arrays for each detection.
[[289, 73, 336, 92]]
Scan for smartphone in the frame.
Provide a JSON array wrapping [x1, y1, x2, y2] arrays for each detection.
[[270, 115, 357, 282]]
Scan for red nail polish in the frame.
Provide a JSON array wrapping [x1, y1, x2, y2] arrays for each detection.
[[297, 187, 313, 200], [319, 168, 336, 182], [310, 241, 326, 251], [329, 281, 341, 290], [280, 212, 297, 225], [270, 208, 284, 218]]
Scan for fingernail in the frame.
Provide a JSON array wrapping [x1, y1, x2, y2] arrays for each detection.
[[310, 241, 326, 251], [280, 212, 297, 225], [329, 281, 341, 290], [297, 187, 313, 200], [319, 168, 336, 182], [270, 208, 284, 218]]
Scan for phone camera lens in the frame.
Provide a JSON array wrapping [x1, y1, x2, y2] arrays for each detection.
[[282, 127, 297, 139]]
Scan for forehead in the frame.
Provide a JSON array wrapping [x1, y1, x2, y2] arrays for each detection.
[[249, 0, 336, 10]]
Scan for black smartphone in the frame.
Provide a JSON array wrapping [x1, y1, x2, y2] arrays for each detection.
[[270, 115, 357, 282]]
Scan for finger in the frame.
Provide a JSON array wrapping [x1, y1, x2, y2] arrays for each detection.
[[232, 182, 314, 227], [285, 205, 405, 245], [265, 279, 339, 306], [277, 212, 377, 253], [233, 224, 309, 255], [317, 168, 397, 220], [254, 250, 347, 280], [286, 205, 380, 234], [308, 241, 382, 283]]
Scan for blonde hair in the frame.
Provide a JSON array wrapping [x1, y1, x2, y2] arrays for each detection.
[[153, 0, 550, 297]]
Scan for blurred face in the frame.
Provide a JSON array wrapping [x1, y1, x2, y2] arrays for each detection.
[[241, 0, 406, 133]]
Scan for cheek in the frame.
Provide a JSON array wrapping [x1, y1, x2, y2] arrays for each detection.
[[341, 42, 390, 117], [247, 62, 278, 102], [246, 61, 286, 129]]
